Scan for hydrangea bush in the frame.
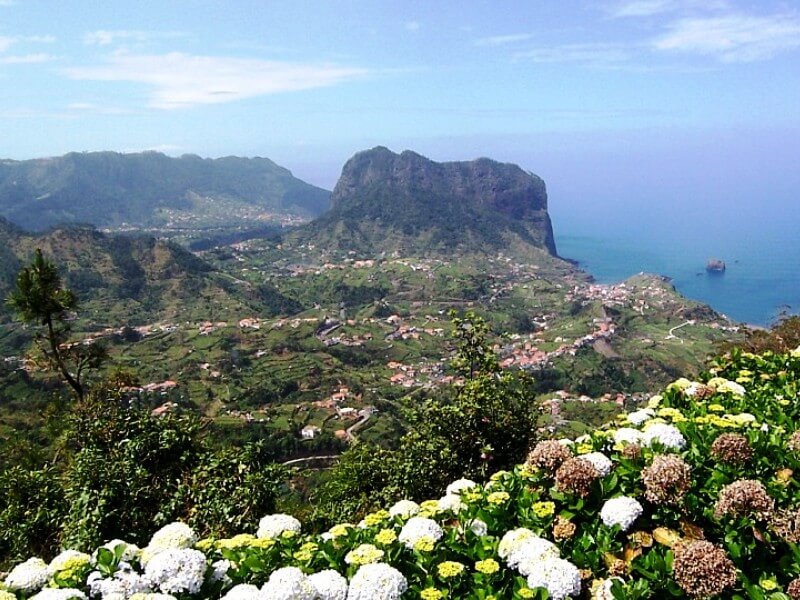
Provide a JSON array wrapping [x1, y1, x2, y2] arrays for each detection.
[[3, 348, 800, 598]]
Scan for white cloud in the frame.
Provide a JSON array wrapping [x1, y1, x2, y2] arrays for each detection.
[[0, 36, 13, 52], [0, 34, 55, 53], [514, 43, 630, 65], [654, 13, 800, 61], [609, 0, 728, 18], [83, 30, 184, 46], [405, 21, 420, 32], [0, 53, 54, 64], [475, 33, 534, 47], [64, 52, 369, 109]]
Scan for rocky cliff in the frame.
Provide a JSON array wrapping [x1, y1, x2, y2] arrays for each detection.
[[299, 147, 557, 257]]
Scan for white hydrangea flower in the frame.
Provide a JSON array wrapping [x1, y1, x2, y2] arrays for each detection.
[[308, 569, 348, 600], [144, 548, 207, 596], [29, 589, 87, 600], [613, 428, 644, 446], [463, 518, 488, 537], [260, 566, 315, 600], [526, 557, 581, 600], [642, 423, 686, 450], [578, 452, 613, 477], [87, 563, 151, 599], [220, 584, 262, 600], [558, 438, 574, 446], [210, 559, 231, 584], [445, 478, 477, 496], [626, 408, 654, 426], [507, 537, 560, 575], [397, 517, 443, 549], [97, 540, 140, 563], [346, 563, 407, 600], [437, 494, 466, 513], [646, 395, 662, 409], [4, 557, 50, 593], [716, 380, 746, 397], [141, 523, 197, 564], [257, 514, 302, 539], [129, 594, 177, 600], [591, 577, 624, 600], [388, 500, 420, 519], [600, 496, 644, 532], [498, 528, 537, 560], [49, 550, 92, 573]]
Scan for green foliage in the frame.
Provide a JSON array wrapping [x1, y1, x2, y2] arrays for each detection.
[[313, 311, 539, 525], [723, 314, 800, 355]]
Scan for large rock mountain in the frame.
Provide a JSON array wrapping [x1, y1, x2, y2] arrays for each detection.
[[0, 151, 331, 232], [298, 147, 557, 257]]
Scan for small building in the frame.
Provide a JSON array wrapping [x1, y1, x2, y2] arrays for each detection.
[[301, 425, 321, 440]]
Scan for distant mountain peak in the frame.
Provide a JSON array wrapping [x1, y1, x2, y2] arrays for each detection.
[[299, 147, 557, 258]]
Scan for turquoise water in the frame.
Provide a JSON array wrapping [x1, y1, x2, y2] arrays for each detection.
[[555, 226, 800, 327]]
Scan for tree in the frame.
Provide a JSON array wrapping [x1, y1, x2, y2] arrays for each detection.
[[6, 249, 105, 401]]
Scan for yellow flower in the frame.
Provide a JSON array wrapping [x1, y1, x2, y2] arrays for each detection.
[[249, 538, 276, 550], [281, 530, 297, 540], [647, 395, 662, 409], [195, 538, 215, 551], [293, 549, 314, 562], [576, 442, 593, 455], [708, 404, 725, 412], [487, 491, 510, 505], [760, 579, 778, 591], [475, 558, 500, 574], [532, 501, 556, 518], [345, 543, 384, 565], [217, 533, 257, 549], [0, 591, 16, 600], [490, 470, 510, 481], [363, 510, 390, 527], [463, 489, 483, 502], [419, 500, 442, 517], [437, 561, 465, 578], [328, 524, 353, 539], [374, 528, 397, 546], [300, 541, 318, 552], [420, 589, 443, 600], [414, 536, 435, 552], [779, 399, 791, 406], [519, 587, 536, 598]]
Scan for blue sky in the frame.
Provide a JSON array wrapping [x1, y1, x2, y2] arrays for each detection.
[[1, 0, 799, 236]]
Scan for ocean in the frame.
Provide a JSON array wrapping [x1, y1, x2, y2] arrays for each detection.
[[555, 223, 800, 327]]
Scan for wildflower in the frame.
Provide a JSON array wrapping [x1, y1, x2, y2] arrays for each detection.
[[715, 479, 775, 520], [527, 440, 573, 473], [445, 478, 477, 496], [144, 548, 207, 596], [672, 540, 736, 598], [437, 561, 465, 578], [553, 516, 577, 541], [307, 570, 348, 600], [600, 496, 644, 532], [257, 513, 301, 539], [578, 452, 613, 477], [398, 517, 443, 549], [475, 559, 500, 575], [555, 457, 599, 497], [642, 454, 691, 505], [3, 557, 50, 594], [260, 566, 316, 600], [347, 563, 407, 600], [345, 544, 385, 565], [388, 500, 420, 519], [711, 433, 753, 465], [532, 501, 556, 518], [525, 557, 582, 600]]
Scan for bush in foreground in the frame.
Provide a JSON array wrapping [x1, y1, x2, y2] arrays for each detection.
[[3, 347, 800, 598]]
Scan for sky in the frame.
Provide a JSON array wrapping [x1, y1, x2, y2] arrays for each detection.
[[0, 0, 799, 238]]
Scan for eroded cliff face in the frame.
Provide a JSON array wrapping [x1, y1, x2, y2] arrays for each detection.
[[309, 147, 557, 257]]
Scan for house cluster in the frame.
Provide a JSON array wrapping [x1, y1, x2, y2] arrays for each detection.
[[386, 359, 456, 389]]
